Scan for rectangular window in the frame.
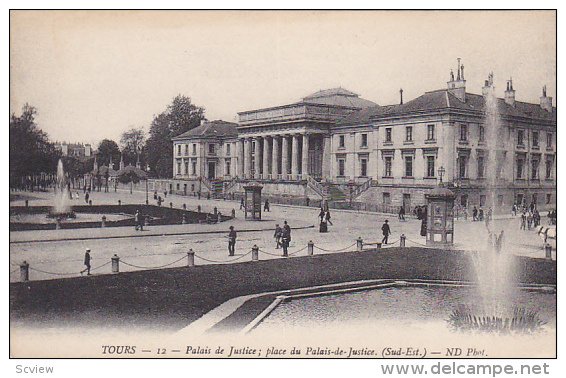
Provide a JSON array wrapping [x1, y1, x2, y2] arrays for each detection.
[[339, 135, 345, 148], [477, 156, 485, 178], [184, 161, 189, 174], [517, 130, 524, 146], [458, 156, 467, 179], [338, 159, 345, 176], [532, 131, 539, 147], [177, 161, 181, 174], [191, 161, 197, 175], [208, 143, 215, 154], [516, 159, 524, 179], [546, 132, 552, 148], [360, 158, 368, 177], [226, 161, 231, 175], [460, 124, 468, 141], [404, 156, 413, 177], [382, 192, 391, 205], [546, 194, 552, 205], [176, 183, 180, 191], [479, 126, 485, 142], [385, 128, 392, 142], [184, 145, 189, 155], [177, 145, 181, 156], [192, 144, 197, 155], [427, 124, 435, 140], [545, 159, 553, 179], [426, 156, 435, 178], [361, 133, 368, 147], [497, 194, 504, 206], [532, 194, 538, 205], [405, 126, 413, 142], [531, 159, 539, 180], [226, 144, 231, 156], [384, 157, 392, 177]]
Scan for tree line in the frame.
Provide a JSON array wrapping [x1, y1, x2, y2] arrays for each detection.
[[10, 94, 206, 189]]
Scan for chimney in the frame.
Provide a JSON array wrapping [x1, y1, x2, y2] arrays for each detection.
[[504, 78, 516, 107], [399, 88, 403, 105], [540, 85, 553, 112], [482, 72, 494, 96], [447, 58, 466, 102]]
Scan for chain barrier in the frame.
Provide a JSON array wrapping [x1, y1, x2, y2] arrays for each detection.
[[314, 242, 357, 253], [29, 267, 77, 277], [120, 255, 187, 270], [405, 238, 430, 247], [10, 268, 19, 275], [194, 250, 252, 263], [90, 260, 111, 272], [288, 245, 308, 256]]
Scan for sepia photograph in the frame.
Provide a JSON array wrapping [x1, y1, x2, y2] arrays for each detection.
[[8, 9, 557, 360]]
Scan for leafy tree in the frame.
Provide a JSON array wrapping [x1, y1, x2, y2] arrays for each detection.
[[97, 139, 121, 168], [145, 95, 205, 178], [120, 127, 146, 167], [10, 104, 60, 188]]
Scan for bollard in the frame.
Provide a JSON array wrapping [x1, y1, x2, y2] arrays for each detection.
[[308, 240, 314, 256], [357, 237, 363, 252], [545, 243, 552, 260], [144, 216, 150, 226], [25, 199, 29, 208], [252, 245, 259, 261], [197, 205, 201, 213], [170, 202, 173, 208], [376, 242, 382, 249], [231, 208, 236, 218], [182, 214, 187, 224], [214, 207, 218, 216], [55, 218, 61, 230], [187, 249, 195, 267], [89, 200, 92, 206], [183, 204, 187, 210], [111, 254, 120, 273], [118, 200, 121, 206], [101, 215, 107, 228], [20, 260, 29, 282], [400, 234, 406, 248]]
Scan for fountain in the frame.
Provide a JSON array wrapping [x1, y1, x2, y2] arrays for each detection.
[[449, 73, 545, 333], [48, 159, 76, 220]]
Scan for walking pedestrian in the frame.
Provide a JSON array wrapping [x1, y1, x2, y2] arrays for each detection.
[[274, 224, 282, 249], [520, 212, 526, 230], [527, 212, 533, 230], [85, 191, 89, 204], [381, 220, 391, 245], [319, 212, 328, 233], [228, 226, 237, 256], [164, 190, 168, 198], [264, 199, 270, 212], [240, 198, 245, 210], [81, 248, 92, 276], [478, 208, 484, 222], [135, 210, 143, 231], [398, 206, 405, 221], [512, 204, 517, 217], [325, 210, 333, 226], [153, 191, 158, 200], [472, 206, 478, 221], [282, 221, 291, 257]]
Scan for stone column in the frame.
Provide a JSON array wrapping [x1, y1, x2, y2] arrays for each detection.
[[263, 136, 270, 179], [281, 135, 289, 178], [243, 138, 251, 179], [291, 134, 300, 179], [272, 136, 280, 178], [254, 137, 261, 179], [302, 134, 310, 178], [237, 139, 244, 178], [321, 135, 331, 178]]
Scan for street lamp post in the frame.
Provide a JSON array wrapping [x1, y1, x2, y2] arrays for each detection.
[[145, 166, 150, 205], [437, 166, 446, 186]]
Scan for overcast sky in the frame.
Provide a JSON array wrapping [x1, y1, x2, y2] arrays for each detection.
[[10, 10, 556, 146]]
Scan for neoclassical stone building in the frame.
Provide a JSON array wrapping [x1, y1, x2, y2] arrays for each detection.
[[169, 63, 556, 211]]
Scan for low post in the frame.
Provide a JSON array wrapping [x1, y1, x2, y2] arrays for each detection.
[[183, 204, 187, 210], [400, 234, 406, 248], [118, 200, 121, 206], [55, 218, 61, 230], [187, 249, 195, 267], [20, 260, 29, 282], [545, 243, 552, 260], [111, 254, 120, 273], [25, 199, 29, 208], [197, 205, 201, 213], [213, 207, 218, 216], [231, 209, 236, 218], [170, 202, 173, 208], [356, 237, 363, 252], [101, 215, 106, 228], [89, 200, 92, 206], [307, 240, 314, 256], [252, 245, 259, 261]]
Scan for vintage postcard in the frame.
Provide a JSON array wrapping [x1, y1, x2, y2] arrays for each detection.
[[9, 10, 556, 359]]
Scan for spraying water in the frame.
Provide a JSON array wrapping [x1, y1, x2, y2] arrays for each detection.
[[52, 159, 72, 216]]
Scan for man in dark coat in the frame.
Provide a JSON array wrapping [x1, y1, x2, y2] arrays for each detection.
[[264, 199, 270, 212], [381, 220, 391, 245], [81, 248, 92, 276], [228, 226, 237, 256], [282, 221, 291, 257]]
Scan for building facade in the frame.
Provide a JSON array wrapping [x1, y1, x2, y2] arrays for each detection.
[[169, 63, 556, 210]]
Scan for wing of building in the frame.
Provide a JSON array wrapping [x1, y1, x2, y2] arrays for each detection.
[[166, 63, 555, 212]]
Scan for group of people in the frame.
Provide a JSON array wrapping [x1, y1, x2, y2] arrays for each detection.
[[272, 221, 292, 256], [318, 208, 332, 233], [520, 209, 541, 230]]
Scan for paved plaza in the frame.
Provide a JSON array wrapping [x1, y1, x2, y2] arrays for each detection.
[[9, 189, 554, 283]]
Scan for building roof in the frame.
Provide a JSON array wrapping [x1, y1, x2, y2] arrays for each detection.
[[355, 89, 556, 123], [172, 120, 239, 140], [300, 87, 378, 109]]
